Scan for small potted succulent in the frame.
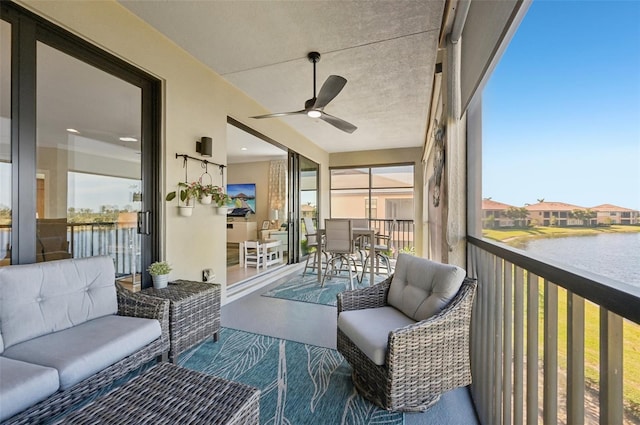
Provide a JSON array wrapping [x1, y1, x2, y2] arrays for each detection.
[[147, 261, 172, 289], [166, 182, 200, 216]]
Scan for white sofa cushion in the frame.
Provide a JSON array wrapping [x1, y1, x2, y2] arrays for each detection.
[[387, 254, 466, 321], [0, 357, 59, 422], [2, 315, 161, 390], [338, 306, 415, 365], [0, 256, 118, 349]]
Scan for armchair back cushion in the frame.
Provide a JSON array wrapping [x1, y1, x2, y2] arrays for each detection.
[[387, 254, 466, 321], [0, 256, 117, 350]]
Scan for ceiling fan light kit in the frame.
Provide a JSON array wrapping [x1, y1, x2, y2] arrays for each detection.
[[250, 51, 357, 133]]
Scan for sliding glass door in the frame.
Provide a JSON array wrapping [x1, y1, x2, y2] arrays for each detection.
[[1, 3, 160, 287], [288, 152, 319, 263]]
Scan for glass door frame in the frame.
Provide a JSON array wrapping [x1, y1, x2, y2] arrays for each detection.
[[2, 2, 161, 286]]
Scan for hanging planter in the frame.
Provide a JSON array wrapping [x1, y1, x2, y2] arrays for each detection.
[[199, 194, 213, 205], [178, 205, 194, 217], [215, 206, 228, 216], [166, 181, 199, 217]]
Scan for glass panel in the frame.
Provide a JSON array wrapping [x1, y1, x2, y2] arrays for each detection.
[[330, 167, 369, 189], [371, 165, 414, 188], [36, 42, 142, 285], [0, 20, 11, 267], [330, 188, 368, 219], [299, 155, 318, 258]]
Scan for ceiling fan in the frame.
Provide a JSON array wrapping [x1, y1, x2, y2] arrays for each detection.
[[251, 51, 357, 134]]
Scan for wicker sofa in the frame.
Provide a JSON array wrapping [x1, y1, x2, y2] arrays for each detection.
[[0, 256, 169, 424], [337, 254, 477, 412]]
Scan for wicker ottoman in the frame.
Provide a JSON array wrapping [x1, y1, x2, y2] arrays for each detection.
[[58, 363, 260, 424], [142, 280, 220, 363]]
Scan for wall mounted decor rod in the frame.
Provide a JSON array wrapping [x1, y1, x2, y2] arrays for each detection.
[[175, 153, 226, 176]]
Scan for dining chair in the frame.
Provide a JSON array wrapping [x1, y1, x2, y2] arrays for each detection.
[[359, 221, 394, 281], [243, 240, 263, 269], [321, 219, 360, 289], [302, 217, 327, 275]]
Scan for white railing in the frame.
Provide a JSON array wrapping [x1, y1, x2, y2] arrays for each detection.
[[467, 236, 640, 425]]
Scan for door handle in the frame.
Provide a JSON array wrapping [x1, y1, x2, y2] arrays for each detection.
[[137, 211, 151, 235]]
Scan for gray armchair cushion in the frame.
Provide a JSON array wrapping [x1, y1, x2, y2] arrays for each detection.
[[338, 306, 415, 365], [3, 315, 161, 390], [0, 357, 59, 422], [0, 256, 118, 349], [387, 254, 466, 321]]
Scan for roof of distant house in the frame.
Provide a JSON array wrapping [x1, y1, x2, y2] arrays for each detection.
[[591, 204, 636, 212], [524, 201, 585, 212], [482, 199, 516, 210]]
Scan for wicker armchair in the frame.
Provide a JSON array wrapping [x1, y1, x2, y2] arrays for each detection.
[[5, 285, 169, 425], [337, 255, 477, 412]]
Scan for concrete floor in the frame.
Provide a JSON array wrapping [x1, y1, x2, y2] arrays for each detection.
[[222, 265, 480, 425]]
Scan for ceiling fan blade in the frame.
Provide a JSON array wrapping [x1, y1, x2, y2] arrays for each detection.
[[251, 110, 306, 119], [313, 75, 347, 109], [319, 112, 357, 134]]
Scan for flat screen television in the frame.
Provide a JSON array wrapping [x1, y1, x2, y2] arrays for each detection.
[[226, 183, 256, 217]]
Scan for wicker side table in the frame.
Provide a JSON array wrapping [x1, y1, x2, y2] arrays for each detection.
[[142, 279, 220, 363], [58, 363, 260, 424]]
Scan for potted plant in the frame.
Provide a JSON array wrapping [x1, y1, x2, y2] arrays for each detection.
[[166, 182, 200, 216], [199, 183, 219, 205], [211, 186, 232, 215], [147, 261, 172, 289]]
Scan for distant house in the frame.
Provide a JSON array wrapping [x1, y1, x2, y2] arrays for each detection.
[[525, 201, 586, 226], [481, 199, 516, 228], [591, 204, 639, 225]]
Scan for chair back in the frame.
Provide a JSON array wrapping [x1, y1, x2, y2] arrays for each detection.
[[324, 219, 353, 254], [351, 219, 369, 229], [304, 217, 321, 247]]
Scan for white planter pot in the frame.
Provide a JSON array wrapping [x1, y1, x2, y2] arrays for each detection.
[[152, 274, 169, 289], [199, 195, 212, 205], [178, 206, 194, 217], [215, 206, 228, 216]]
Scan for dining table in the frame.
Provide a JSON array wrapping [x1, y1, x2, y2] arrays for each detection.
[[315, 227, 376, 285]]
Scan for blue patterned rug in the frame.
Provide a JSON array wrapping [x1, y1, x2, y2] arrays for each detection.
[[179, 328, 403, 425], [261, 271, 387, 307]]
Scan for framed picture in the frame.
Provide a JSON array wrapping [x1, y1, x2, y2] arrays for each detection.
[[261, 220, 270, 230]]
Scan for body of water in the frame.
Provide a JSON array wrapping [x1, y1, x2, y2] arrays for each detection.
[[522, 232, 640, 287]]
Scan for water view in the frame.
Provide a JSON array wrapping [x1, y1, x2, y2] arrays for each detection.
[[521, 232, 640, 287]]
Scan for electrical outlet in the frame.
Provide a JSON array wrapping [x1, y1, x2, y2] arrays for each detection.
[[202, 268, 214, 282]]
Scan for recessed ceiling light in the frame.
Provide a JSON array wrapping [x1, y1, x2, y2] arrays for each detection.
[[66, 128, 79, 133], [119, 137, 138, 142], [241, 147, 248, 151]]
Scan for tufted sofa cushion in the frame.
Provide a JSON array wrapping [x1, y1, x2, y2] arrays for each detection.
[[387, 254, 466, 321], [0, 256, 117, 350]]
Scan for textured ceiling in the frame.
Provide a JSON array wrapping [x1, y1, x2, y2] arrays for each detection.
[[119, 0, 445, 154]]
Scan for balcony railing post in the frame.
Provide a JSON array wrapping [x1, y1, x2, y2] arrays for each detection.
[[543, 279, 558, 425], [494, 254, 504, 424], [567, 291, 585, 425], [599, 308, 623, 425], [503, 261, 514, 425], [527, 272, 539, 425], [514, 266, 525, 425]]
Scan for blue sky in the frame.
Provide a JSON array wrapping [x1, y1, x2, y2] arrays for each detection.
[[482, 0, 640, 210]]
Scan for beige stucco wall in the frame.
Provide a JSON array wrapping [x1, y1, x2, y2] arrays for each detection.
[[19, 0, 330, 301]]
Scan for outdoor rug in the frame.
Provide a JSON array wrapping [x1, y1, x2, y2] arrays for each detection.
[[261, 271, 388, 307], [179, 328, 403, 425]]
